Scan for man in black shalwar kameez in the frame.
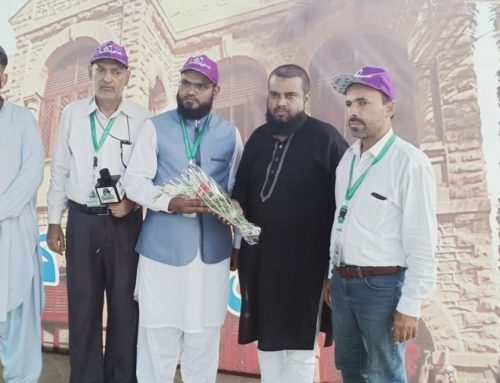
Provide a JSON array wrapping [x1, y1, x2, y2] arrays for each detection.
[[231, 64, 348, 382]]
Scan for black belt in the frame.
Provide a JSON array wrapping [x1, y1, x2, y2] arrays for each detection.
[[335, 265, 405, 279], [68, 200, 109, 216]]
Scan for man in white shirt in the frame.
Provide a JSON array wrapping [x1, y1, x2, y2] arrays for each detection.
[[124, 55, 242, 383], [47, 41, 150, 383], [324, 67, 437, 382], [0, 45, 44, 383]]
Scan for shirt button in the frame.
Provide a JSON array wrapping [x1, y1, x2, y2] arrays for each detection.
[[271, 170, 275, 174], [279, 145, 283, 149], [275, 157, 279, 162]]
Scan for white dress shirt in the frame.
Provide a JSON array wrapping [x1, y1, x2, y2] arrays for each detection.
[[329, 129, 437, 317], [124, 118, 243, 214], [47, 97, 150, 224], [124, 116, 243, 331]]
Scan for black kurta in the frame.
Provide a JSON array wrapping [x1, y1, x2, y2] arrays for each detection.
[[232, 116, 348, 351]]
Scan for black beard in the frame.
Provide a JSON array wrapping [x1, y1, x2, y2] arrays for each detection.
[[266, 110, 307, 136], [176, 93, 213, 121]]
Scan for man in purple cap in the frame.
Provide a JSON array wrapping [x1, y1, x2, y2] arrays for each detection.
[[323, 67, 437, 382], [124, 54, 242, 382], [47, 40, 150, 382]]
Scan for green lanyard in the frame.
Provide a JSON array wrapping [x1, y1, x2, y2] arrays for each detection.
[[179, 112, 211, 164], [90, 112, 116, 153], [337, 134, 397, 224]]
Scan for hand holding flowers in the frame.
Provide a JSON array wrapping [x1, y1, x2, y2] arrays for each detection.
[[156, 165, 261, 245]]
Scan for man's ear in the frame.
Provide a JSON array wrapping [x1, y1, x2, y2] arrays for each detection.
[[0, 72, 8, 90], [304, 91, 310, 104], [124, 68, 131, 86], [386, 100, 396, 119], [213, 85, 221, 98]]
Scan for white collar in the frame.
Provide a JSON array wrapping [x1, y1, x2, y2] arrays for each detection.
[[351, 128, 394, 158]]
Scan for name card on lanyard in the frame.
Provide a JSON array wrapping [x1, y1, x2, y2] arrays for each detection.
[[332, 134, 397, 266], [87, 111, 116, 207], [179, 112, 211, 166], [178, 112, 211, 217]]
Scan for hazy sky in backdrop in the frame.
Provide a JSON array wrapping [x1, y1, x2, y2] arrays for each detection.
[[1, 0, 25, 54]]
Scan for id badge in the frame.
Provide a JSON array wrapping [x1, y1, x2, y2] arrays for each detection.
[[86, 188, 102, 207], [183, 213, 197, 218], [332, 241, 343, 267]]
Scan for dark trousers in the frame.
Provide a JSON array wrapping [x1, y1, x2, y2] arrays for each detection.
[[65, 205, 142, 383]]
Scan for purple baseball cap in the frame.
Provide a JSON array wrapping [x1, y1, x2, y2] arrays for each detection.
[[180, 55, 218, 85], [90, 41, 128, 68], [331, 67, 395, 100]]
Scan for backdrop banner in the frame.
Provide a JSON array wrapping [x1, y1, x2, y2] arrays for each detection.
[[4, 0, 500, 381]]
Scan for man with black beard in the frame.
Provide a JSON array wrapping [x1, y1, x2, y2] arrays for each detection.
[[231, 64, 348, 383], [124, 55, 242, 383]]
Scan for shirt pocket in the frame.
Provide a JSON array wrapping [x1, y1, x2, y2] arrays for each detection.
[[121, 142, 133, 166], [356, 191, 388, 229], [210, 157, 230, 163]]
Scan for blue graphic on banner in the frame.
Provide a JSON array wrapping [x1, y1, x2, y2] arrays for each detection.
[[227, 272, 241, 316], [39, 232, 59, 286]]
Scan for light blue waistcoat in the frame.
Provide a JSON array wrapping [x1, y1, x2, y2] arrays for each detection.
[[136, 109, 236, 266]]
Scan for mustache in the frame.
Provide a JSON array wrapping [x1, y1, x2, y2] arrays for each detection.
[[274, 106, 288, 112], [348, 117, 365, 125]]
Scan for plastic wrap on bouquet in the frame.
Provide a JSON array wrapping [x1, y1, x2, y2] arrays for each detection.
[[156, 165, 261, 245]]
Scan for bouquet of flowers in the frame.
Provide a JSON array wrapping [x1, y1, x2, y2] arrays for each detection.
[[156, 165, 261, 245]]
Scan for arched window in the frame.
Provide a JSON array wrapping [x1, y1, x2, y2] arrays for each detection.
[[39, 38, 97, 158], [309, 32, 418, 145], [214, 57, 268, 142], [148, 77, 168, 114]]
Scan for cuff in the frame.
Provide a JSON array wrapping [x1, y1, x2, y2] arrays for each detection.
[[48, 206, 65, 225], [233, 230, 242, 249], [396, 295, 422, 318], [157, 194, 174, 213], [327, 257, 334, 279]]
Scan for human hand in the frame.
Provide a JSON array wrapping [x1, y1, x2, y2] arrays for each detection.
[[47, 224, 65, 254], [392, 311, 418, 343], [230, 248, 239, 271], [108, 197, 136, 218], [214, 199, 243, 225], [168, 196, 209, 214], [323, 279, 332, 308]]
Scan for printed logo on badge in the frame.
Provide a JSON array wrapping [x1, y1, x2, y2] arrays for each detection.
[[86, 188, 102, 207], [96, 186, 120, 203]]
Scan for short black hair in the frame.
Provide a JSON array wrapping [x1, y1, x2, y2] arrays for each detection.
[[269, 64, 310, 94], [0, 46, 8, 70]]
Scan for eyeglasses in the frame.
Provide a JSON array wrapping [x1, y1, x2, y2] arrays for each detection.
[[178, 79, 212, 92]]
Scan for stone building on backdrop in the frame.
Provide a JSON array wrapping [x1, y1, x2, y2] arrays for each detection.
[[5, 0, 500, 381]]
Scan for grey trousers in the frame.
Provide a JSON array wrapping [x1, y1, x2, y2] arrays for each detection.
[[65, 204, 142, 383]]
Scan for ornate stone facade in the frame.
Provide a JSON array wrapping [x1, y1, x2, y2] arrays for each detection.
[[5, 0, 500, 381]]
